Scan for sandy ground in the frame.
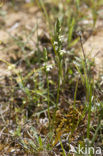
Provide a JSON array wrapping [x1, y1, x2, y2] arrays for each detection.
[[0, 3, 103, 83], [79, 8, 103, 77], [0, 2, 44, 82], [0, 1, 103, 155]]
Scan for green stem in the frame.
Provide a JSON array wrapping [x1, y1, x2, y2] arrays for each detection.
[[56, 60, 61, 110], [46, 71, 51, 129], [87, 84, 92, 139]]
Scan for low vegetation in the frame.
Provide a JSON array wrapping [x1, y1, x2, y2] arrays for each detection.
[[0, 0, 103, 155]]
